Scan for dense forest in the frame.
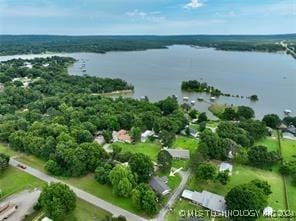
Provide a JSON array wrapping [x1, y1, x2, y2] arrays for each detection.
[[0, 57, 186, 178], [0, 34, 296, 56]]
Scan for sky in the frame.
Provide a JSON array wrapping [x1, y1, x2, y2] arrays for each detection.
[[0, 0, 295, 35]]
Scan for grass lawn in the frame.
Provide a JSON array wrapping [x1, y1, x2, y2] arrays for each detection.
[[64, 198, 112, 221], [187, 164, 285, 210], [172, 159, 188, 170], [208, 104, 237, 118], [281, 139, 296, 161], [0, 166, 44, 200], [255, 137, 279, 152], [24, 199, 112, 221], [172, 136, 199, 154], [112, 141, 161, 161], [167, 174, 182, 190], [0, 143, 18, 156], [286, 178, 296, 211], [62, 173, 144, 216]]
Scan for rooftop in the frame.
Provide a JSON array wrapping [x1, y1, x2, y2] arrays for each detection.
[[166, 149, 190, 159], [149, 176, 171, 196]]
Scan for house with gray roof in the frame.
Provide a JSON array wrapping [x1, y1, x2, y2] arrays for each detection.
[[149, 176, 171, 196], [166, 149, 190, 159], [182, 190, 226, 213]]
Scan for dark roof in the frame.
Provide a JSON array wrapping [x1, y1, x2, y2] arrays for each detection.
[[149, 176, 171, 195], [286, 126, 296, 135]]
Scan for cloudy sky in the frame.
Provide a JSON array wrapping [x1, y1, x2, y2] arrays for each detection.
[[0, 0, 295, 35]]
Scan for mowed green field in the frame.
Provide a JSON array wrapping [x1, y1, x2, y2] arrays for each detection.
[[173, 136, 199, 153], [281, 138, 296, 161], [112, 141, 161, 161], [0, 166, 44, 199], [187, 164, 285, 210], [255, 137, 279, 152]]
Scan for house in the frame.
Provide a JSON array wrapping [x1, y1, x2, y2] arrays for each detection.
[[149, 176, 171, 196], [219, 162, 233, 175], [282, 125, 296, 140], [166, 149, 190, 159], [141, 130, 155, 142], [112, 130, 131, 143], [94, 131, 105, 146], [182, 190, 226, 213]]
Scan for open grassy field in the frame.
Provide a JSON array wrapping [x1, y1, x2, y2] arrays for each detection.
[[172, 136, 198, 154], [187, 164, 285, 210], [112, 141, 161, 161], [286, 178, 296, 211], [281, 138, 296, 161], [24, 198, 112, 221], [0, 166, 44, 200], [255, 137, 279, 152]]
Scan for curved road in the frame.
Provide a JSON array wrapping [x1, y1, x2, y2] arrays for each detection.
[[9, 158, 147, 221]]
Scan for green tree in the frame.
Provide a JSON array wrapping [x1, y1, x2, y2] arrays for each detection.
[[225, 181, 269, 221], [237, 106, 255, 120], [0, 153, 9, 173], [109, 165, 135, 197], [130, 127, 141, 143], [262, 114, 281, 129], [38, 182, 76, 220], [95, 162, 114, 184], [198, 112, 208, 123], [216, 170, 230, 185], [248, 146, 280, 166], [222, 107, 237, 120], [157, 150, 172, 173], [160, 130, 175, 147], [131, 183, 158, 215], [196, 163, 217, 181], [129, 153, 154, 183]]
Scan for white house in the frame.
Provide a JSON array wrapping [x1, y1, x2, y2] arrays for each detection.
[[141, 130, 155, 142], [219, 162, 233, 175]]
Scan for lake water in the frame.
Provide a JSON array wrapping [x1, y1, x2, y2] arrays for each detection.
[[1, 45, 295, 119]]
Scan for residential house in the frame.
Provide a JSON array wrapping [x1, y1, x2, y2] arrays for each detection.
[[182, 190, 226, 213], [282, 125, 296, 140], [219, 162, 233, 175], [149, 176, 171, 196], [112, 130, 131, 143], [166, 149, 190, 160], [94, 131, 105, 146], [141, 130, 155, 142]]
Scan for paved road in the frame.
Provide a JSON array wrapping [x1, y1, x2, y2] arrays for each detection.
[[9, 158, 147, 221], [156, 169, 191, 221]]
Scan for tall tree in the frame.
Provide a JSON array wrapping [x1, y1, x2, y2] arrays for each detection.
[[157, 150, 172, 173], [38, 183, 76, 220], [129, 153, 154, 183]]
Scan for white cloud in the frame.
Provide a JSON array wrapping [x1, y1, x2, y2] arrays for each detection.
[[183, 0, 203, 10], [126, 9, 166, 22]]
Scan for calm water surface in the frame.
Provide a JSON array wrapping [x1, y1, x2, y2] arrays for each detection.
[[1, 45, 295, 119]]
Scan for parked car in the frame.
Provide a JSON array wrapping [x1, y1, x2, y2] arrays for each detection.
[[17, 164, 27, 169]]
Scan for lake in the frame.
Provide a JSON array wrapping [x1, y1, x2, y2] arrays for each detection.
[[1, 45, 295, 119]]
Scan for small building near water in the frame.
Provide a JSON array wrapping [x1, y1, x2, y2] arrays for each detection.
[[141, 130, 155, 142]]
